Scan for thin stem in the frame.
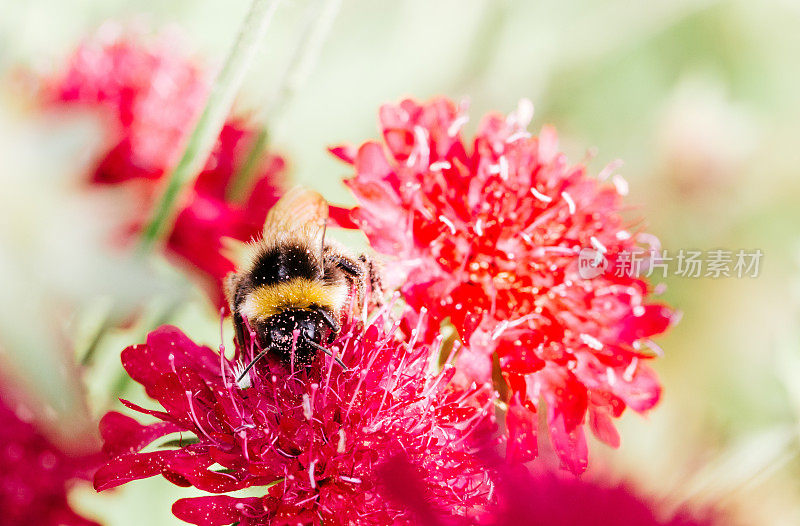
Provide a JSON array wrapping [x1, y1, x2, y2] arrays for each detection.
[[264, 0, 342, 122], [452, 0, 510, 91], [139, 0, 282, 252], [78, 316, 111, 367], [228, 127, 268, 201], [663, 425, 799, 516], [228, 0, 342, 200]]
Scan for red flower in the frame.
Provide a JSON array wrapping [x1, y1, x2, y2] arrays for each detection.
[[0, 379, 100, 526], [47, 24, 210, 185], [45, 24, 285, 308], [482, 466, 719, 526], [333, 98, 676, 474], [380, 454, 720, 526], [94, 310, 496, 525]]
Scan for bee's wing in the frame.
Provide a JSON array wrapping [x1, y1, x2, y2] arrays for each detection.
[[263, 186, 329, 239]]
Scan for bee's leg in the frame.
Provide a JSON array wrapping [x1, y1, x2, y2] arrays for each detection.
[[324, 253, 366, 309], [306, 339, 347, 369], [359, 254, 384, 305], [232, 311, 247, 355], [225, 273, 249, 354], [327, 254, 363, 278], [319, 309, 340, 334]]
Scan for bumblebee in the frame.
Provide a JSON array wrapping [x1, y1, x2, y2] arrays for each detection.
[[225, 187, 380, 380]]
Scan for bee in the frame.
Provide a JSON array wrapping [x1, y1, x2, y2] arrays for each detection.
[[225, 187, 381, 381]]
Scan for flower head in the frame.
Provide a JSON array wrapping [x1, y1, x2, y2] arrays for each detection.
[[380, 453, 720, 526], [333, 97, 676, 474], [0, 377, 100, 526], [45, 24, 285, 309], [47, 24, 209, 184], [482, 461, 720, 526], [94, 309, 495, 525]]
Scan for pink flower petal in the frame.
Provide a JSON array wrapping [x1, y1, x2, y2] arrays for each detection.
[[165, 455, 247, 493], [355, 141, 394, 182], [328, 204, 358, 229], [94, 450, 176, 491], [588, 407, 621, 449], [99, 411, 180, 457], [172, 496, 264, 526], [617, 304, 674, 344], [547, 410, 589, 475], [615, 363, 662, 413], [506, 395, 538, 463], [328, 144, 357, 164]]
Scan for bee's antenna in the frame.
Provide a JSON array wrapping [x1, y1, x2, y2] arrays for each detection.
[[305, 338, 347, 369], [236, 350, 268, 385]]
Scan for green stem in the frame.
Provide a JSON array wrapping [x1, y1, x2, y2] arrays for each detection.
[[265, 0, 342, 121], [228, 0, 342, 200], [139, 0, 282, 252], [452, 0, 510, 91], [228, 127, 268, 201], [78, 316, 111, 367]]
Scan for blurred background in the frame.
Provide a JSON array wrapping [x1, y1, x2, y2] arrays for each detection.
[[2, 0, 800, 524]]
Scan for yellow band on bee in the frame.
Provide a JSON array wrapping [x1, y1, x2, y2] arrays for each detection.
[[243, 278, 344, 319]]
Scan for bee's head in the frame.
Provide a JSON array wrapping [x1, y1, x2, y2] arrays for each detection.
[[258, 308, 335, 366]]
